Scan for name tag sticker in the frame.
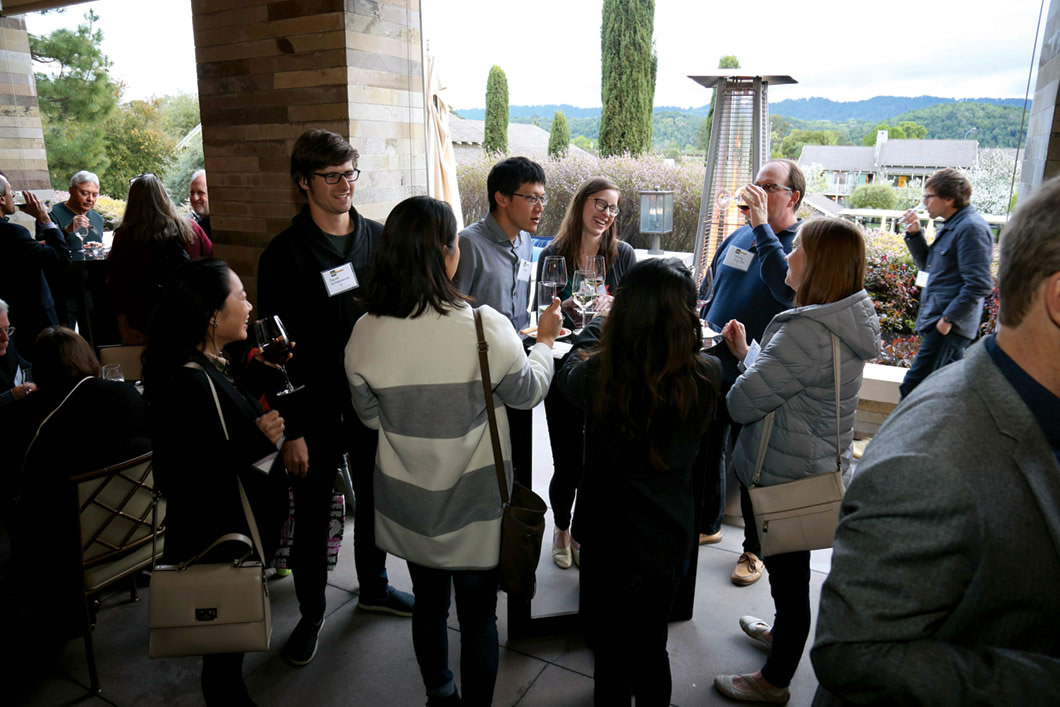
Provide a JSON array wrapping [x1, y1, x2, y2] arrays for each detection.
[[517, 258, 533, 283], [915, 270, 930, 288], [322, 263, 358, 297], [723, 247, 753, 272]]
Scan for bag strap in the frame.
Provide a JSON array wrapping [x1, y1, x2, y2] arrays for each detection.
[[178, 361, 269, 568], [749, 411, 775, 487], [474, 309, 510, 506], [21, 376, 93, 476], [832, 334, 842, 474]]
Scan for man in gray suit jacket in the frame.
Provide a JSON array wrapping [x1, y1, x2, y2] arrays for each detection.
[[811, 175, 1060, 705]]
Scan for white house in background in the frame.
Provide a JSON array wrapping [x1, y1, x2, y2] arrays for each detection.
[[799, 130, 978, 201], [448, 115, 589, 164]]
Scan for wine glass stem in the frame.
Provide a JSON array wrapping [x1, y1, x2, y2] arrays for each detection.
[[279, 364, 295, 393]]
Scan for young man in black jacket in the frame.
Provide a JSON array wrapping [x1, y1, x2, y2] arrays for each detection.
[[258, 129, 414, 666]]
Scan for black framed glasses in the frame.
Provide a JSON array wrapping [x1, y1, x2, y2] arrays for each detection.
[[313, 169, 360, 184], [591, 198, 619, 216], [511, 192, 548, 207], [923, 193, 938, 201], [754, 182, 793, 193]]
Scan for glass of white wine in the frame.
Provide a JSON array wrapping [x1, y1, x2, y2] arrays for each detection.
[[571, 269, 597, 330]]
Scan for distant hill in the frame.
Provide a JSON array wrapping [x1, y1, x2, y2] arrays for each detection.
[[770, 96, 1028, 122]]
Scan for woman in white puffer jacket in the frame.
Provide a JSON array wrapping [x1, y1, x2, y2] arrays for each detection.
[[713, 218, 882, 704]]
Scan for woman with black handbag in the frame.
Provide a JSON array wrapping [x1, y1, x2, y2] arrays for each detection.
[[712, 219, 881, 704], [345, 195, 562, 707], [556, 258, 722, 707], [144, 259, 288, 706]]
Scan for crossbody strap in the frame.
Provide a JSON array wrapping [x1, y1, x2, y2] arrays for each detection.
[[832, 334, 842, 473], [20, 376, 94, 477], [474, 309, 510, 506]]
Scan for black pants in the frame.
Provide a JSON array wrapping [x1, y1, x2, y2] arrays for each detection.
[[201, 653, 252, 706], [506, 404, 533, 488], [543, 381, 584, 531], [581, 550, 683, 706], [291, 414, 387, 622], [760, 550, 811, 688]]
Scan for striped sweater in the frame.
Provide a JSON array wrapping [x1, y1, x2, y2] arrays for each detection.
[[345, 303, 554, 570]]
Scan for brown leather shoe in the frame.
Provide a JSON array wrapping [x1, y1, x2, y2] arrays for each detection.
[[699, 531, 723, 545], [730, 552, 763, 586]]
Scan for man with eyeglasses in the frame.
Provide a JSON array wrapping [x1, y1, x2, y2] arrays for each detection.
[[897, 168, 993, 398], [453, 156, 546, 332], [0, 298, 35, 407], [0, 172, 69, 358], [699, 158, 806, 587], [258, 129, 414, 667]]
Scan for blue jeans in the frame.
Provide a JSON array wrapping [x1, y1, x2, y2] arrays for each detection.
[[407, 562, 499, 707], [899, 328, 972, 399]]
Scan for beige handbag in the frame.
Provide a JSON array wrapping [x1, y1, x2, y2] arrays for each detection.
[[148, 363, 272, 657], [748, 334, 846, 558]]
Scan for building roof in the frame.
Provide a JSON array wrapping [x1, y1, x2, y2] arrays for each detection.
[[879, 139, 976, 168], [803, 193, 843, 217], [799, 145, 875, 172], [448, 116, 588, 160]]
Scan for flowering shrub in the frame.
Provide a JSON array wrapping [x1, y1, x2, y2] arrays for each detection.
[[874, 335, 921, 367], [865, 251, 920, 334], [94, 195, 127, 229], [457, 152, 705, 252]]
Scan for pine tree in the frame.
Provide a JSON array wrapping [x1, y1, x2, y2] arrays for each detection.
[[483, 65, 508, 154], [548, 111, 570, 159], [599, 0, 656, 157]]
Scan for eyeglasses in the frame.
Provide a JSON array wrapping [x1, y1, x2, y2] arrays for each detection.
[[130, 173, 157, 184], [313, 169, 360, 184], [923, 193, 937, 201], [754, 182, 793, 193], [511, 192, 548, 207], [591, 198, 620, 217], [1, 326, 13, 336]]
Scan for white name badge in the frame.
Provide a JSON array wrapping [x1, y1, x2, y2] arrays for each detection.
[[517, 258, 533, 283], [722, 246, 753, 272], [915, 270, 930, 288], [321, 263, 359, 297]]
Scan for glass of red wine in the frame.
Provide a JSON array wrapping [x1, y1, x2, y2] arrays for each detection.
[[251, 315, 301, 396]]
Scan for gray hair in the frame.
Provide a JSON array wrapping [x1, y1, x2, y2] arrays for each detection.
[[0, 174, 8, 192], [190, 169, 206, 183], [0, 298, 8, 315], [998, 175, 1060, 327], [70, 170, 100, 189]]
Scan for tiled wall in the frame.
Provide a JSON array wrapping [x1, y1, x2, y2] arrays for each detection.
[[0, 15, 49, 190]]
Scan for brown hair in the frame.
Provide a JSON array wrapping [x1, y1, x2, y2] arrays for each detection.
[[767, 159, 806, 211], [997, 175, 1060, 326], [31, 326, 101, 389], [551, 176, 621, 276], [117, 174, 193, 246], [926, 168, 972, 210], [794, 219, 866, 307]]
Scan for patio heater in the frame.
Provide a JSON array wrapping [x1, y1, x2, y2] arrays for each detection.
[[687, 73, 796, 284], [639, 190, 674, 255]]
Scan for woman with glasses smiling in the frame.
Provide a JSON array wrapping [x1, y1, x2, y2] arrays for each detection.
[[107, 173, 213, 344], [534, 176, 636, 569]]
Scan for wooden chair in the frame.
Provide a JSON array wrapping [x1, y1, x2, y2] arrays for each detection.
[[97, 344, 145, 382], [70, 452, 165, 693]]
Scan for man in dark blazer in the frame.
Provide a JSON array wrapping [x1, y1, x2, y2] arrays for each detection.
[[0, 174, 69, 356], [812, 175, 1060, 705], [897, 168, 994, 398]]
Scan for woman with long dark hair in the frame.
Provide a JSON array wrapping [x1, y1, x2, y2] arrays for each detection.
[[345, 195, 562, 706], [536, 176, 636, 569], [557, 258, 721, 706], [144, 259, 287, 706], [712, 219, 881, 704], [107, 173, 212, 344]]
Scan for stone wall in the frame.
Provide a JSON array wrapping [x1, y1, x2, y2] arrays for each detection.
[[0, 15, 49, 190], [1019, 0, 1060, 198]]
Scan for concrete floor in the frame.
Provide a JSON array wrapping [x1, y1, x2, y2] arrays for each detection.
[[17, 405, 829, 707]]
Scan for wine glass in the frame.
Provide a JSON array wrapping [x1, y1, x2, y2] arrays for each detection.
[[101, 363, 124, 382], [571, 270, 597, 329], [540, 256, 567, 322], [251, 315, 302, 396], [697, 268, 714, 318], [72, 225, 88, 260], [583, 255, 606, 297]]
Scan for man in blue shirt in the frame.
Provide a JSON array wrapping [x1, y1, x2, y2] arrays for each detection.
[[812, 173, 1060, 707], [700, 159, 805, 587], [897, 168, 994, 398]]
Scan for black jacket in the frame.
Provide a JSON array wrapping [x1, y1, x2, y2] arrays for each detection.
[[0, 219, 69, 353], [257, 205, 383, 441]]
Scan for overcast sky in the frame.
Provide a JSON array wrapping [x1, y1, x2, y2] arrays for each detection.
[[25, 0, 1046, 109]]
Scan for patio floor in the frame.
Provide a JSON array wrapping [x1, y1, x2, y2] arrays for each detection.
[[14, 405, 830, 707]]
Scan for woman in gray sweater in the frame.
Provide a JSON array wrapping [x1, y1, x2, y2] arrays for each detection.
[[712, 219, 881, 704]]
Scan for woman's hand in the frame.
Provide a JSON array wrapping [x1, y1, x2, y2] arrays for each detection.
[[252, 339, 295, 369], [282, 436, 309, 477], [256, 410, 285, 445], [722, 319, 749, 360], [536, 297, 563, 348], [593, 292, 614, 316]]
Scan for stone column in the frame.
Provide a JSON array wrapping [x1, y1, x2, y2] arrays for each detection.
[[1019, 0, 1060, 198], [0, 15, 49, 190], [191, 0, 426, 298]]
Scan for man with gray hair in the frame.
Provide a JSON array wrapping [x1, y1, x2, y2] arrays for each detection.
[[0, 298, 35, 407], [49, 170, 105, 255], [188, 169, 210, 238], [812, 175, 1060, 704]]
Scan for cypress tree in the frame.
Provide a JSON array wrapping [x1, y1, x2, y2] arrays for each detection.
[[548, 111, 570, 159], [599, 0, 655, 157], [483, 65, 508, 154]]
